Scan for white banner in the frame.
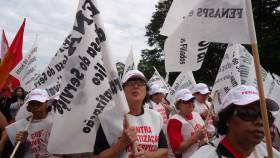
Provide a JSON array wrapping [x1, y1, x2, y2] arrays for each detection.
[[211, 44, 275, 112], [122, 47, 135, 78], [47, 0, 129, 154], [0, 30, 9, 60], [238, 46, 274, 96], [148, 67, 171, 91], [268, 73, 280, 106], [166, 71, 196, 104], [166, 0, 257, 44], [164, 34, 210, 72], [160, 0, 201, 36], [10, 35, 38, 91], [211, 44, 241, 112]]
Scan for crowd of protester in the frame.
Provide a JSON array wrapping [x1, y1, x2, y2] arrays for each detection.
[[0, 70, 279, 157]]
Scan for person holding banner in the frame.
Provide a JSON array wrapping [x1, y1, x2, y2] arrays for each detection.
[[190, 85, 280, 158], [6, 88, 55, 158], [192, 83, 212, 120], [94, 70, 168, 158], [167, 89, 215, 158]]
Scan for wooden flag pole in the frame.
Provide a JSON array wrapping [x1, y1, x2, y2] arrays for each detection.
[[10, 115, 33, 158], [124, 113, 138, 155], [251, 43, 273, 158]]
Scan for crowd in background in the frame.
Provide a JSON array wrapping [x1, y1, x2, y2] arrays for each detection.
[[0, 70, 279, 158]]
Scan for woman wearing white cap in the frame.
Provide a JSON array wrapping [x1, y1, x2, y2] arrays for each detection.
[[190, 85, 280, 158], [167, 89, 213, 158], [94, 70, 168, 158], [5, 88, 56, 158], [192, 83, 212, 120], [146, 84, 170, 125]]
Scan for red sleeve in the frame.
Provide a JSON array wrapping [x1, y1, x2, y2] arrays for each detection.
[[167, 119, 183, 153]]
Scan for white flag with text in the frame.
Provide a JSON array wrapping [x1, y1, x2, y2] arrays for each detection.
[[10, 35, 38, 91], [47, 0, 129, 154]]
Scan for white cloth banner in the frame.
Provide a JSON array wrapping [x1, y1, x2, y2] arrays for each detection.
[[160, 0, 202, 36], [167, 0, 257, 44], [0, 30, 9, 60], [122, 47, 135, 78], [47, 0, 129, 154], [211, 44, 275, 112], [10, 35, 38, 91], [211, 44, 241, 112], [238, 46, 274, 96], [164, 34, 210, 72], [32, 33, 72, 97], [148, 67, 171, 91], [166, 71, 196, 104], [268, 73, 280, 107]]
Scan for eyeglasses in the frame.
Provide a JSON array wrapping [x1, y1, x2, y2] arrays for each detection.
[[125, 80, 146, 87], [233, 107, 275, 125]]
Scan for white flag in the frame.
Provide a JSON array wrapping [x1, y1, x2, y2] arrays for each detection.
[[211, 44, 241, 112], [0, 30, 9, 60], [211, 44, 275, 112], [10, 35, 38, 91], [148, 67, 171, 91], [166, 71, 196, 104], [238, 46, 274, 95], [167, 0, 257, 44], [164, 35, 210, 72], [268, 73, 280, 107], [47, 0, 129, 154], [122, 47, 135, 78], [160, 0, 202, 36]]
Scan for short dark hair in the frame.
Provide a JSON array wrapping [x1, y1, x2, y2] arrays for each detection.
[[215, 104, 236, 135]]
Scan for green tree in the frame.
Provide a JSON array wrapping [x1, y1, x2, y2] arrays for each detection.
[[139, 0, 280, 86]]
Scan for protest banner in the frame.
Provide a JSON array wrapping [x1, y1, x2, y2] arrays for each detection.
[[148, 67, 171, 91], [47, 0, 129, 154], [10, 35, 38, 92], [122, 46, 135, 79], [0, 29, 9, 61], [160, 0, 201, 36], [166, 71, 196, 104]]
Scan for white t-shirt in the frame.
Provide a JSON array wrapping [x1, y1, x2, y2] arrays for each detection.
[[6, 115, 53, 158], [149, 101, 169, 125], [99, 106, 163, 158], [190, 137, 280, 158]]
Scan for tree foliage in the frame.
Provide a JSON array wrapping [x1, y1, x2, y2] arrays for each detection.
[[138, 0, 280, 86]]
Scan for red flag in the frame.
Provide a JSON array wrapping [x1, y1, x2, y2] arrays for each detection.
[[0, 30, 9, 61], [0, 19, 25, 95]]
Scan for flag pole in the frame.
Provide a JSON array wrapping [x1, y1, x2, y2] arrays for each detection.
[[246, 0, 273, 157], [10, 115, 33, 158], [251, 44, 273, 158]]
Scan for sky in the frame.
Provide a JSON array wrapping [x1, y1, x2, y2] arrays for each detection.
[[0, 0, 158, 72]]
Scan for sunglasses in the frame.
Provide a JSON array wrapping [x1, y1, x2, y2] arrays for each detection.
[[233, 107, 275, 125], [125, 80, 146, 87]]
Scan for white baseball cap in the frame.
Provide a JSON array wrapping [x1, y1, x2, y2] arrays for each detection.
[[222, 85, 279, 111], [149, 84, 168, 95], [122, 70, 147, 84], [26, 89, 49, 103], [175, 88, 195, 103], [192, 83, 210, 95]]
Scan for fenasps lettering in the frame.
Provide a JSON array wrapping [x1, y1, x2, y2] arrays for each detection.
[[196, 8, 243, 19]]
